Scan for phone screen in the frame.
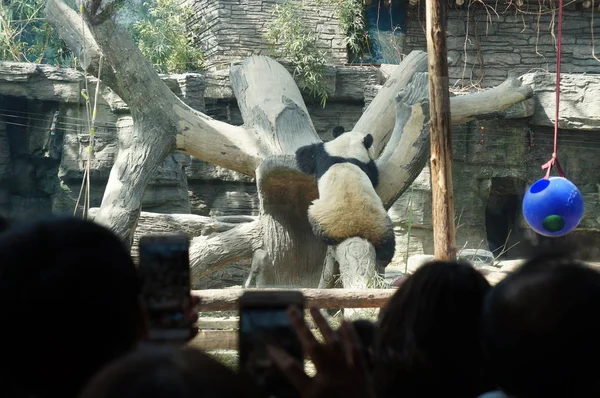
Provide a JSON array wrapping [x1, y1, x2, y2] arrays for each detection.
[[138, 235, 191, 341], [239, 303, 303, 398]]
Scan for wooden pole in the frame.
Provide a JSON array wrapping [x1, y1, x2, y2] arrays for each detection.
[[425, 0, 457, 260]]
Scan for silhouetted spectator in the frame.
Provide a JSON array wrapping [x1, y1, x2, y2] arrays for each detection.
[[347, 319, 376, 371], [0, 215, 9, 233], [481, 254, 600, 398], [0, 216, 147, 397], [373, 260, 494, 398], [79, 345, 259, 398]]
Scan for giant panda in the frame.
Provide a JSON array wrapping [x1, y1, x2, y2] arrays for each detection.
[[295, 129, 396, 266]]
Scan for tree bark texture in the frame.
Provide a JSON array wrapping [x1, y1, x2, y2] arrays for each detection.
[[426, 0, 457, 261], [46, 0, 261, 246], [353, 50, 429, 156], [251, 156, 327, 287], [376, 72, 431, 209]]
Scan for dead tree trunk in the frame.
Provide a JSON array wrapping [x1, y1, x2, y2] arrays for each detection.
[[47, 0, 534, 289], [47, 0, 261, 246]]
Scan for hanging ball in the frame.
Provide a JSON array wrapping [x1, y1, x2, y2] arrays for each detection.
[[522, 177, 584, 237]]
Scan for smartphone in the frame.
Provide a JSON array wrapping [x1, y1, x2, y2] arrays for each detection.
[[238, 290, 304, 398], [138, 234, 192, 341]]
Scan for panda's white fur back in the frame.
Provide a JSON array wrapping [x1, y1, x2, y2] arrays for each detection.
[[308, 163, 389, 244]]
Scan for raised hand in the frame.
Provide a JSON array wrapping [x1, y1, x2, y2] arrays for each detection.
[[267, 306, 375, 398]]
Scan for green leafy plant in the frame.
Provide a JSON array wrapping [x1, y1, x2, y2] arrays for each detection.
[[264, 1, 329, 107], [0, 0, 72, 65], [132, 0, 205, 73], [321, 0, 370, 58]]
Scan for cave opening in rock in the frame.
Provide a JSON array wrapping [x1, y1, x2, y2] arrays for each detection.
[[485, 177, 527, 259]]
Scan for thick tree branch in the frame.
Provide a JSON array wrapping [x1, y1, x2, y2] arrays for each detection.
[[45, 0, 117, 89], [189, 220, 262, 285], [353, 52, 533, 158], [252, 155, 327, 287], [376, 73, 430, 209], [353, 50, 429, 156], [450, 76, 534, 125], [131, 212, 256, 260], [46, 0, 262, 176], [230, 56, 321, 156], [174, 104, 262, 175], [370, 72, 533, 211]]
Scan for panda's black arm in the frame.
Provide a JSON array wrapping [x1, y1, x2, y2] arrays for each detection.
[[365, 160, 379, 188], [345, 159, 379, 188], [295, 143, 325, 176]]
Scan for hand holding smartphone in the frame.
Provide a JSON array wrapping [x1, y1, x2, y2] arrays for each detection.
[[138, 234, 194, 342], [239, 291, 304, 398]]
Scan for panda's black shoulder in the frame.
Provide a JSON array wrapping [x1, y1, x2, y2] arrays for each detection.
[[363, 160, 379, 188], [345, 159, 379, 188], [295, 142, 327, 176], [296, 142, 379, 187]]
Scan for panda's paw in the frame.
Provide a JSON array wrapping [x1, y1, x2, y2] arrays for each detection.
[[376, 258, 392, 268], [376, 236, 396, 266]]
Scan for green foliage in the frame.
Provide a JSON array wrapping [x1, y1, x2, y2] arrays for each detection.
[[0, 0, 204, 74], [264, 1, 329, 107], [132, 0, 205, 73], [320, 0, 370, 58], [0, 0, 73, 65], [264, 0, 370, 106]]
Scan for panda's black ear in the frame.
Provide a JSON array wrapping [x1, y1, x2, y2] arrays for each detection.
[[332, 126, 345, 138], [363, 134, 374, 149]]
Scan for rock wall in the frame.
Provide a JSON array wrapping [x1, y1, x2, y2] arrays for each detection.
[[186, 0, 348, 70], [0, 62, 258, 220], [387, 71, 600, 263], [405, 2, 600, 88]]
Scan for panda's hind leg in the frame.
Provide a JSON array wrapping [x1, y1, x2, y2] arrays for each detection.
[[375, 216, 396, 268], [307, 209, 343, 246]]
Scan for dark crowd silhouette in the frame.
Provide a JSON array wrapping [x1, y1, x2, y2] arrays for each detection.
[[0, 214, 598, 398]]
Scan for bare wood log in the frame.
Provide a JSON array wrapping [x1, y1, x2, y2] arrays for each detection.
[[376, 73, 430, 209], [134, 212, 244, 238], [45, 0, 117, 92], [47, 0, 258, 246], [189, 220, 262, 285], [426, 0, 456, 261], [47, 0, 262, 177], [334, 237, 380, 289], [126, 210, 256, 264], [318, 247, 341, 289], [195, 313, 342, 331], [94, 120, 175, 245], [252, 156, 327, 287], [192, 288, 396, 312], [356, 64, 532, 213], [174, 105, 261, 175], [353, 50, 429, 156], [90, 209, 257, 273], [230, 57, 321, 156], [450, 77, 534, 125]]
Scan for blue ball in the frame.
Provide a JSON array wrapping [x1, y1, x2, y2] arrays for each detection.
[[522, 177, 584, 237]]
